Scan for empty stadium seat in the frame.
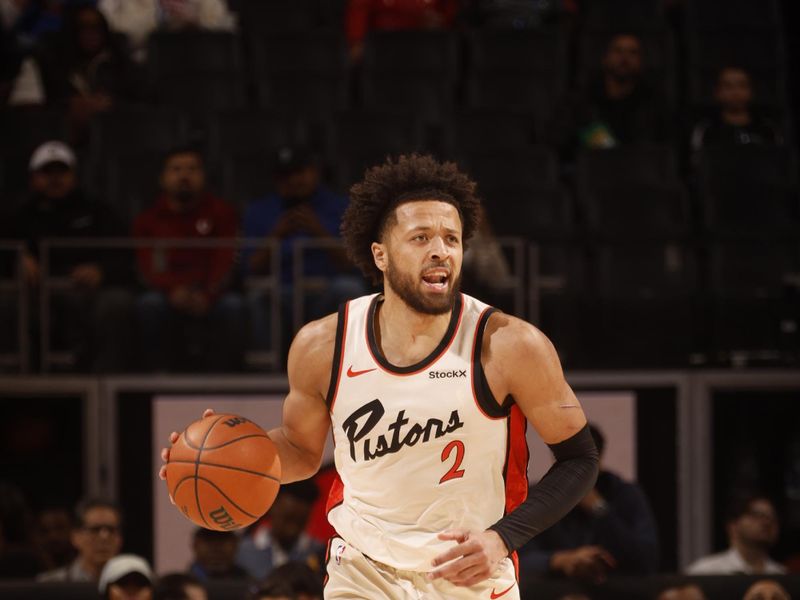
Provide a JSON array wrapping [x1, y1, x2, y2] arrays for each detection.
[[464, 28, 566, 132], [330, 111, 427, 188], [238, 0, 331, 35], [708, 239, 800, 362], [686, 0, 782, 30], [251, 32, 348, 117], [581, 0, 665, 29], [361, 31, 458, 120], [584, 241, 701, 366], [442, 111, 537, 158], [697, 146, 798, 234], [147, 31, 243, 79]]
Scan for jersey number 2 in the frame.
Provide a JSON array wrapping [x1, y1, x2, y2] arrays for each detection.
[[439, 440, 466, 484]]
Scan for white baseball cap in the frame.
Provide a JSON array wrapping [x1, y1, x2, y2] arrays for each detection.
[[98, 554, 154, 594], [28, 141, 76, 171]]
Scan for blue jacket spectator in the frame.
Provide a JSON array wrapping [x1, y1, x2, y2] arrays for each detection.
[[518, 424, 659, 583]]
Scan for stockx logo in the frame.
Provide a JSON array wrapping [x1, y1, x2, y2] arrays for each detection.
[[429, 369, 467, 379]]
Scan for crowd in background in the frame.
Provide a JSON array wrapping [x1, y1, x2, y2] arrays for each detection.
[[0, 0, 796, 373], [0, 2, 797, 596], [0, 424, 796, 598]]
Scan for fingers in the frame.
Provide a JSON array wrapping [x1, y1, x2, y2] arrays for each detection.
[[160, 447, 169, 463], [202, 408, 215, 418], [436, 529, 469, 543], [429, 556, 485, 586], [170, 431, 179, 443], [431, 539, 471, 567], [158, 465, 167, 481]]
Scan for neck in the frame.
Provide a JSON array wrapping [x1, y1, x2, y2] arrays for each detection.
[[604, 75, 636, 99], [78, 556, 103, 580], [721, 107, 751, 126], [732, 540, 768, 571], [166, 194, 197, 213], [376, 288, 453, 366]]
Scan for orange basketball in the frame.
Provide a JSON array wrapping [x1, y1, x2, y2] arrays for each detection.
[[166, 413, 281, 531]]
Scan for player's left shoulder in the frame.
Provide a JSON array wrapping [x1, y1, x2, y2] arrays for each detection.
[[483, 311, 559, 367]]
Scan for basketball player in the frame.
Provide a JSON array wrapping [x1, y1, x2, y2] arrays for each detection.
[[161, 155, 599, 599]]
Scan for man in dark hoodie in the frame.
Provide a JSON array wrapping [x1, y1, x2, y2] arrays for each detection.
[[6, 140, 134, 371], [548, 32, 671, 157], [517, 423, 659, 584]]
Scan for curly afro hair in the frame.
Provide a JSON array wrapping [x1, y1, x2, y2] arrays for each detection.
[[341, 154, 482, 284]]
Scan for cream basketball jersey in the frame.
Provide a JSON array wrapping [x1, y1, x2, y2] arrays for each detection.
[[324, 293, 530, 572]]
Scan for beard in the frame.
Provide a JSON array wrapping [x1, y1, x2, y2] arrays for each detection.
[[384, 261, 461, 316]]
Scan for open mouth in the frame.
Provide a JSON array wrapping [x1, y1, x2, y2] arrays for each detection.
[[421, 270, 449, 292]]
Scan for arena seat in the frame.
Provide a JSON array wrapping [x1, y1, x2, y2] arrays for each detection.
[[251, 32, 348, 118], [361, 31, 458, 121], [697, 145, 798, 235]]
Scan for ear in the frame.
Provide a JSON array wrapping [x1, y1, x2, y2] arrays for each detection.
[[371, 242, 387, 274]]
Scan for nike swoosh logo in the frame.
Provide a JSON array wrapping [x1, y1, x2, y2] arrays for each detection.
[[346, 366, 376, 378], [490, 583, 515, 599]]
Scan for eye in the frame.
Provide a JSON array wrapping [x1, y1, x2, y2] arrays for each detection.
[[447, 235, 460, 244], [412, 234, 428, 241]]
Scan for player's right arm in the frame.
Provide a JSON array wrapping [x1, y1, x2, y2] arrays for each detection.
[[266, 313, 336, 483], [159, 314, 336, 487]]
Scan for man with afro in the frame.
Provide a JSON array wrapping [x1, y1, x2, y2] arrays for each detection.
[[162, 154, 598, 599]]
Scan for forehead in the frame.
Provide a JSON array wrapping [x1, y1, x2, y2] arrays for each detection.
[[84, 506, 119, 522], [165, 153, 202, 169], [609, 35, 641, 52], [391, 200, 462, 230], [719, 68, 749, 83]]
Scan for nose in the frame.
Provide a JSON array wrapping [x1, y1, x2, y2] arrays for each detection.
[[429, 236, 449, 260]]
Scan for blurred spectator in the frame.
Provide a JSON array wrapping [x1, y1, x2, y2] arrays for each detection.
[[690, 66, 783, 155], [8, 5, 137, 143], [243, 146, 367, 357], [39, 498, 123, 583], [657, 584, 708, 600], [254, 561, 323, 600], [345, 0, 458, 61], [98, 553, 154, 600], [0, 480, 41, 578], [34, 505, 76, 571], [686, 495, 785, 575], [133, 145, 245, 372], [237, 480, 325, 582], [461, 205, 516, 310], [97, 0, 236, 62], [154, 572, 207, 600], [742, 579, 791, 600], [3, 140, 134, 372], [549, 32, 670, 157], [518, 423, 659, 583], [0, 0, 90, 58], [188, 528, 249, 582]]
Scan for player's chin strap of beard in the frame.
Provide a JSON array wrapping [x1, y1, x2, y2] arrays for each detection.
[[488, 423, 600, 552]]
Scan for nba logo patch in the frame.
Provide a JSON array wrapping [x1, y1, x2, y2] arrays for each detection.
[[335, 542, 346, 565]]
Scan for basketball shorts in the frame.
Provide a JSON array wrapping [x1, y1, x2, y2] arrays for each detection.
[[324, 536, 520, 600]]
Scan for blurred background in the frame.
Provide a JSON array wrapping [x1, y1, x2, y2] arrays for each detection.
[[0, 1, 799, 599]]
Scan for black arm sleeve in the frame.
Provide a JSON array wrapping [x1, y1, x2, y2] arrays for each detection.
[[489, 423, 599, 552]]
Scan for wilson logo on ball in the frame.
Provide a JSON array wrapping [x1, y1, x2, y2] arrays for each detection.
[[223, 417, 249, 427], [209, 506, 238, 530]]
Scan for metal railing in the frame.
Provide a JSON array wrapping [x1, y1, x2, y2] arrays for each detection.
[[0, 243, 29, 372], [38, 238, 281, 372], [4, 235, 540, 372]]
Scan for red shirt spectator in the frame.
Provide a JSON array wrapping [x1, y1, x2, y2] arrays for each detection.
[[345, 0, 458, 57], [133, 149, 238, 305]]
